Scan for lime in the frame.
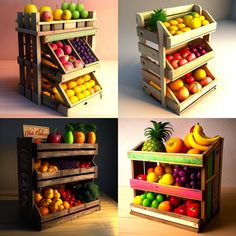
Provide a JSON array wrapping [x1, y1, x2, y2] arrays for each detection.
[[146, 192, 155, 201], [151, 200, 159, 208], [133, 196, 142, 205], [156, 194, 164, 203], [140, 193, 147, 201], [142, 198, 151, 207]]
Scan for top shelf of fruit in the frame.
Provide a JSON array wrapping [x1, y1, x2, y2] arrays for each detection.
[[17, 1, 97, 34], [136, 4, 217, 48]]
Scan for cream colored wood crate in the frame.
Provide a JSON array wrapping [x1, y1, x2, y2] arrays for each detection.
[[136, 4, 217, 115]]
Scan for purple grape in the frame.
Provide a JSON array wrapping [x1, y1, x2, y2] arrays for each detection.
[[190, 180, 196, 186], [183, 166, 190, 172], [181, 176, 187, 183], [201, 49, 206, 55], [88, 58, 93, 63], [191, 48, 198, 53], [176, 177, 181, 183], [195, 52, 201, 57], [174, 168, 179, 174], [190, 173, 196, 180], [179, 171, 185, 177], [197, 45, 204, 50], [173, 173, 178, 178], [85, 60, 89, 64], [197, 171, 201, 179]]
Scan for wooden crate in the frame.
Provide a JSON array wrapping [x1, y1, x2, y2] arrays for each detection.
[[136, 4, 217, 115], [17, 137, 100, 230], [142, 65, 217, 115], [16, 12, 101, 116], [128, 139, 223, 232]]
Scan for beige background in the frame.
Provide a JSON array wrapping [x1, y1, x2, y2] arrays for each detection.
[[119, 118, 236, 187]]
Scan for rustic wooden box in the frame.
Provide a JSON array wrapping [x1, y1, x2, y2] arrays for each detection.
[[17, 137, 100, 230], [136, 4, 217, 115], [128, 139, 223, 232]]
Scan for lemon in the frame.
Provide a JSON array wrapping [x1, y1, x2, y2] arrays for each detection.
[[169, 25, 178, 31], [163, 22, 170, 28], [181, 27, 191, 32], [89, 79, 96, 87], [176, 17, 184, 23], [194, 69, 207, 81], [188, 18, 201, 29], [159, 174, 174, 185], [177, 23, 185, 29], [183, 15, 193, 26], [80, 84, 86, 91], [191, 12, 200, 18], [77, 93, 85, 100], [169, 19, 178, 26], [52, 87, 58, 94], [199, 15, 205, 21], [76, 78, 85, 85], [53, 9, 63, 20], [69, 96, 78, 104], [61, 84, 67, 90], [201, 20, 210, 26], [147, 172, 158, 182], [82, 90, 91, 97], [62, 9, 72, 20], [83, 74, 91, 82], [175, 31, 183, 35], [84, 82, 91, 89], [67, 81, 77, 89], [169, 29, 176, 35], [133, 196, 143, 205], [65, 89, 75, 98], [73, 86, 82, 94]]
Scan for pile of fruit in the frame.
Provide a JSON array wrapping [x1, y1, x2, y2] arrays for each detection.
[[24, 1, 89, 22], [35, 188, 71, 216], [133, 192, 200, 218], [168, 68, 214, 102], [166, 43, 209, 69], [35, 161, 58, 173], [51, 73, 101, 105], [49, 41, 84, 71], [163, 12, 210, 36], [55, 159, 93, 169], [71, 38, 98, 64], [142, 121, 221, 153], [137, 163, 201, 189]]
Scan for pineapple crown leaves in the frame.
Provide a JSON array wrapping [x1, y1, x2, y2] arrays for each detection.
[[144, 121, 173, 142], [74, 123, 86, 132], [146, 9, 167, 31], [85, 123, 97, 133], [65, 123, 74, 132]]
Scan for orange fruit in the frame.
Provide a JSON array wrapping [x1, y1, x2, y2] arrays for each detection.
[[169, 25, 178, 31], [88, 88, 95, 94], [187, 148, 201, 154], [67, 81, 77, 89], [58, 204, 65, 211], [48, 203, 59, 213], [181, 27, 191, 32], [65, 89, 75, 98], [177, 23, 185, 29], [39, 164, 48, 173], [63, 201, 70, 209], [165, 138, 187, 153], [93, 85, 101, 92], [83, 74, 91, 82], [39, 206, 49, 216], [147, 167, 154, 173], [175, 31, 183, 35], [34, 193, 43, 203], [76, 78, 85, 85], [168, 79, 184, 92], [169, 29, 176, 35], [176, 17, 184, 23], [158, 201, 172, 211], [154, 165, 165, 176], [61, 83, 67, 90], [169, 20, 178, 26], [44, 188, 54, 199]]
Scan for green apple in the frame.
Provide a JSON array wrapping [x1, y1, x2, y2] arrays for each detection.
[[68, 2, 77, 12], [142, 198, 151, 207], [146, 192, 155, 201], [151, 200, 159, 208], [61, 1, 69, 10], [140, 193, 147, 201], [72, 10, 80, 19], [76, 3, 84, 12], [80, 10, 89, 19]]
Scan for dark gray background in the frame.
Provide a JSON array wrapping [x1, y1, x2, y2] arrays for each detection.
[[0, 118, 118, 202]]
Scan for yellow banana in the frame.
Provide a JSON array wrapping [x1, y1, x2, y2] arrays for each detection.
[[193, 124, 221, 146], [187, 133, 209, 151]]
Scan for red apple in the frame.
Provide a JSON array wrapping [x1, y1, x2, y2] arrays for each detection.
[[173, 52, 182, 60], [178, 58, 188, 67], [169, 196, 181, 207], [41, 11, 53, 22], [184, 73, 192, 78], [63, 61, 74, 71], [188, 82, 202, 94], [59, 55, 69, 64], [136, 174, 147, 181], [186, 53, 197, 62], [200, 77, 213, 87], [176, 86, 189, 102], [55, 48, 64, 58], [184, 75, 195, 85], [47, 128, 62, 143], [181, 49, 191, 58], [56, 41, 64, 48], [170, 59, 179, 69], [50, 43, 58, 50], [63, 45, 72, 55], [74, 59, 84, 69], [166, 54, 174, 62]]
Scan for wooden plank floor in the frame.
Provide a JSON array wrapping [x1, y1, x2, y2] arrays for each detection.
[[119, 186, 236, 236], [0, 193, 117, 236]]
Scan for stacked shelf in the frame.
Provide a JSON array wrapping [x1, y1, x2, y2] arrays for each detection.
[[136, 4, 217, 115], [128, 139, 224, 232], [16, 12, 102, 116], [17, 138, 100, 230]]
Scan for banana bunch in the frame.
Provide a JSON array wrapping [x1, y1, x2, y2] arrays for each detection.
[[186, 124, 221, 152]]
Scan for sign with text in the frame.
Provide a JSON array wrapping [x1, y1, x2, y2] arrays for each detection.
[[23, 125, 50, 140]]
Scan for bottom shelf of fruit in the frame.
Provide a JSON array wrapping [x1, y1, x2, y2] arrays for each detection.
[[34, 182, 100, 230]]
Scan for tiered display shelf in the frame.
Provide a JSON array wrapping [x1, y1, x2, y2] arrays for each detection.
[[136, 4, 217, 115], [17, 137, 100, 230], [128, 139, 224, 232], [16, 12, 102, 116]]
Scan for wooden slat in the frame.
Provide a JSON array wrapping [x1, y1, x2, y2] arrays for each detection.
[[37, 143, 97, 150], [137, 27, 158, 44], [140, 56, 160, 76], [138, 42, 159, 61], [130, 179, 202, 201]]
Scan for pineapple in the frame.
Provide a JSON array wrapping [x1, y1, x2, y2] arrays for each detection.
[[142, 121, 173, 152], [145, 9, 167, 31]]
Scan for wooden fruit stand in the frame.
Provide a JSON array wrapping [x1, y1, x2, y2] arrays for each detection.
[[128, 139, 224, 232], [136, 4, 217, 115], [17, 137, 100, 230], [16, 12, 102, 116]]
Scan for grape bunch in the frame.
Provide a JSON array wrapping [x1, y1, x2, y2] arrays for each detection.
[[71, 38, 97, 64], [173, 165, 201, 189]]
